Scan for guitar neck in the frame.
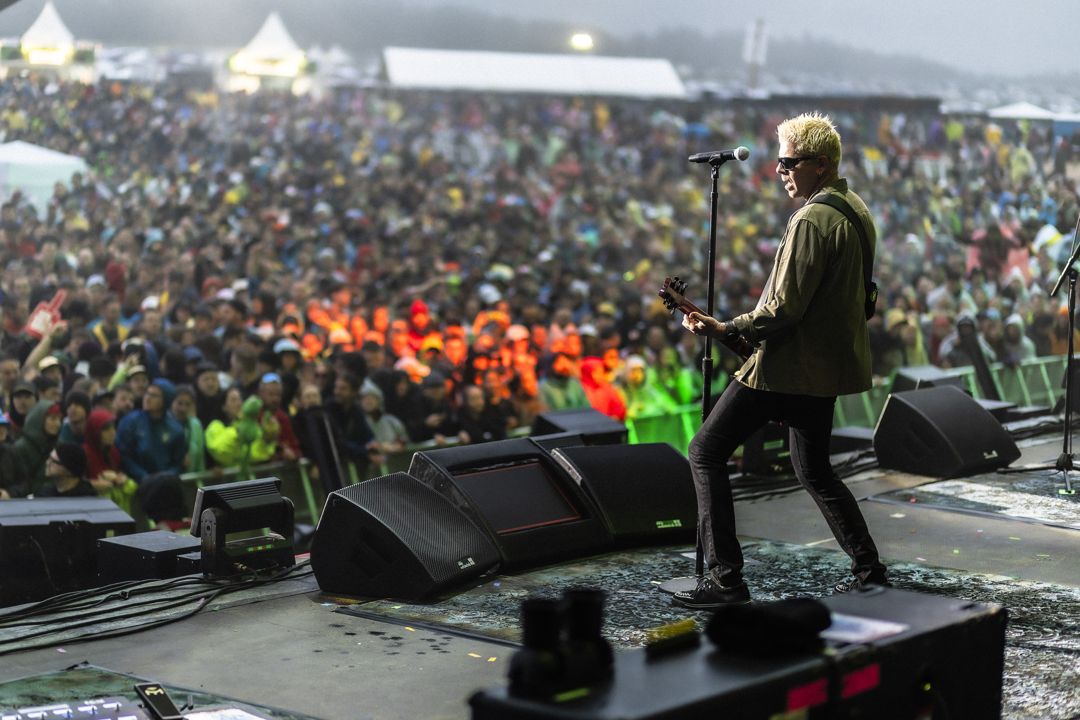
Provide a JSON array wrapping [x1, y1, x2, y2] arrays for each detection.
[[677, 300, 705, 317]]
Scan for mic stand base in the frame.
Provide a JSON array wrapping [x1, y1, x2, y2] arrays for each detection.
[[999, 261, 1080, 497], [997, 452, 1077, 494]]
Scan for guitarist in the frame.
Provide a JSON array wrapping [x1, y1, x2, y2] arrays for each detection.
[[673, 112, 889, 609]]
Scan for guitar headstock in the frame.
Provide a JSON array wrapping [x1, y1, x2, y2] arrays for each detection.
[[659, 276, 690, 315]]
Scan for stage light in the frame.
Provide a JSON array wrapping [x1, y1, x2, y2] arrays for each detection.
[[569, 33, 594, 52], [190, 477, 295, 576]]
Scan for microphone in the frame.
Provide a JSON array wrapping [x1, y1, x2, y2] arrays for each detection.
[[688, 146, 750, 165]]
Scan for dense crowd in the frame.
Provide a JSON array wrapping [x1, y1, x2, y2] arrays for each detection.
[[0, 75, 1078, 515]]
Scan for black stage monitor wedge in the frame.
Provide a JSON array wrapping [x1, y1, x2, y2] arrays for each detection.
[[550, 443, 697, 546], [0, 498, 135, 606], [874, 385, 1021, 478], [409, 438, 613, 570], [528, 432, 586, 453], [310, 472, 500, 601], [471, 586, 1006, 720], [890, 364, 967, 394], [531, 408, 628, 446]]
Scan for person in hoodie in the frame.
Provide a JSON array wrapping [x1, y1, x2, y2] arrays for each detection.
[[7, 380, 37, 436], [82, 408, 138, 513], [114, 378, 187, 483], [2, 399, 64, 497], [538, 349, 589, 412], [57, 390, 92, 445], [193, 361, 226, 430], [579, 355, 627, 422], [1000, 312, 1037, 367], [359, 379, 409, 453]]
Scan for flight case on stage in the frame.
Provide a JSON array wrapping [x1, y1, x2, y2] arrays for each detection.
[[470, 587, 1006, 720]]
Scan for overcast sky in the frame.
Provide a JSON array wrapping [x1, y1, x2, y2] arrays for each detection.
[[404, 0, 1080, 77]]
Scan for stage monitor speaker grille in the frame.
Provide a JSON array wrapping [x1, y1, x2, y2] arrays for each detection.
[[550, 443, 697, 546], [873, 385, 1020, 478], [310, 472, 499, 601]]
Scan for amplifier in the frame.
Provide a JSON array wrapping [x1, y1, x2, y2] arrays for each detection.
[[97, 530, 201, 584]]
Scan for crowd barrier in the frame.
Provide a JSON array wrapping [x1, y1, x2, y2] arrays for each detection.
[[178, 355, 1069, 525], [628, 355, 1070, 452]]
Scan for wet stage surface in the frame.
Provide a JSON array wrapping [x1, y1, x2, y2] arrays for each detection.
[[1, 434, 1078, 719]]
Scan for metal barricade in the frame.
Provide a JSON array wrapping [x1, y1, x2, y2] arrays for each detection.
[[180, 458, 322, 525]]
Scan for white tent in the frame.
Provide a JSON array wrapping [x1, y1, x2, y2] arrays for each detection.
[[230, 11, 305, 77], [986, 102, 1058, 121], [20, 0, 75, 66], [383, 47, 687, 100], [0, 141, 87, 212]]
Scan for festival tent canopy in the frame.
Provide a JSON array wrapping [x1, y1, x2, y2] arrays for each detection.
[[229, 11, 306, 77], [986, 102, 1058, 121], [0, 141, 88, 212], [20, 0, 75, 65], [382, 46, 687, 99]]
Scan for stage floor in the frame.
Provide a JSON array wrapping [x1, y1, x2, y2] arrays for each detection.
[[1, 434, 1078, 720]]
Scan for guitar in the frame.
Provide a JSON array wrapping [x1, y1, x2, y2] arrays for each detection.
[[659, 276, 757, 361]]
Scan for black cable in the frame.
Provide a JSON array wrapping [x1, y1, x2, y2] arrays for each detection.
[[0, 572, 211, 620], [0, 573, 229, 623], [1, 581, 241, 629], [0, 562, 311, 651], [28, 537, 59, 595], [5, 563, 311, 634], [0, 566, 313, 653]]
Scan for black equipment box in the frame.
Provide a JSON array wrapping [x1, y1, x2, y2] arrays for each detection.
[[0, 498, 135, 605], [470, 587, 1006, 720], [97, 530, 201, 583]]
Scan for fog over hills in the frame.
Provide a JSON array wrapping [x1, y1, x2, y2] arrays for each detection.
[[0, 0, 1075, 107]]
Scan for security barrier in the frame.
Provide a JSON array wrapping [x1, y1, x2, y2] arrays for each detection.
[[176, 356, 1069, 525], [180, 459, 322, 525], [625, 355, 1069, 454]]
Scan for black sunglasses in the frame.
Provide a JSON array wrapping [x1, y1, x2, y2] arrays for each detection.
[[777, 156, 818, 170]]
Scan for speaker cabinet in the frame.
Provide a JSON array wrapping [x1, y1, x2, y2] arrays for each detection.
[[549, 443, 697, 546], [873, 385, 1020, 477], [408, 438, 612, 570], [890, 365, 967, 394], [309, 472, 499, 601], [1, 498, 135, 606], [531, 408, 628, 445]]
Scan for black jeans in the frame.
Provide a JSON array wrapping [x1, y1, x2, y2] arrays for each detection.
[[687, 380, 886, 587]]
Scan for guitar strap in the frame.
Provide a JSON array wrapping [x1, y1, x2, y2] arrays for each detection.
[[808, 192, 878, 319]]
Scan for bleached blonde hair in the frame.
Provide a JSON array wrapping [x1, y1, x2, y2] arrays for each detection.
[[777, 112, 842, 168]]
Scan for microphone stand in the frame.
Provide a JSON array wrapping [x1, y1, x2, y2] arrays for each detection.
[[999, 211, 1080, 495], [659, 159, 726, 594]]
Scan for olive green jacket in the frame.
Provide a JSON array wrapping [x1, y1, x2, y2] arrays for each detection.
[[729, 179, 874, 397]]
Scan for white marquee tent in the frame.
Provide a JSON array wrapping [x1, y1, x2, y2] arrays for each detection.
[[0, 141, 87, 212], [383, 47, 687, 100], [20, 0, 75, 66], [986, 102, 1059, 121]]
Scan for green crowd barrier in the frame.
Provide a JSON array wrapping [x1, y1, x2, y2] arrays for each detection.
[[180, 458, 322, 526], [624, 354, 1071, 454], [175, 355, 1070, 526]]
